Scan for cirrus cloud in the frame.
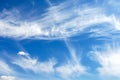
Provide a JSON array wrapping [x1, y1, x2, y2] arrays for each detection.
[[0, 0, 120, 40]]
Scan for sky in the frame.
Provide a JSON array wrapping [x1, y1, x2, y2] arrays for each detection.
[[0, 0, 120, 80]]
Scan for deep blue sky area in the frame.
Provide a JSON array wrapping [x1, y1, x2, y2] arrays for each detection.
[[0, 0, 120, 80]]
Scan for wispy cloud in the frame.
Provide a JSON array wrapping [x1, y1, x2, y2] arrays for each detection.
[[13, 51, 56, 73], [0, 60, 13, 75], [1, 0, 120, 80], [0, 0, 120, 40], [12, 50, 86, 79], [56, 40, 87, 78], [56, 62, 86, 78], [0, 60, 15, 80]]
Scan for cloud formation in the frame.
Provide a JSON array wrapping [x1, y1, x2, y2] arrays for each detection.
[[0, 60, 13, 74], [0, 48, 87, 80], [56, 40, 86, 78], [92, 43, 120, 77], [13, 51, 86, 79], [0, 0, 120, 40], [13, 51, 56, 73], [1, 0, 120, 80], [0, 76, 15, 80]]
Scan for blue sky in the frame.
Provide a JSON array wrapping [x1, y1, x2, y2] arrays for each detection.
[[0, 0, 120, 80]]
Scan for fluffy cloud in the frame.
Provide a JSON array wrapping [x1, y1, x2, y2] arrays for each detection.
[[92, 44, 120, 77], [0, 76, 15, 80]]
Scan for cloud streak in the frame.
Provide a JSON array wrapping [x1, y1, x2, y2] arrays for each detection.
[[0, 49, 87, 80], [13, 51, 56, 73], [0, 0, 120, 40], [55, 40, 87, 78], [0, 60, 13, 75]]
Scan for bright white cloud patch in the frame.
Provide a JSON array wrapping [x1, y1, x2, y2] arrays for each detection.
[[92, 44, 120, 77], [0, 76, 15, 80], [18, 51, 29, 56]]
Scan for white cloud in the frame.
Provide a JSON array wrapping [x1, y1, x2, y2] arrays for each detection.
[[12, 50, 86, 79], [1, 0, 120, 79], [13, 51, 56, 73], [56, 62, 86, 78], [0, 76, 15, 80], [0, 20, 49, 39], [0, 60, 13, 74], [18, 51, 29, 56], [56, 40, 86, 78], [92, 43, 120, 77], [0, 1, 120, 40]]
